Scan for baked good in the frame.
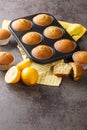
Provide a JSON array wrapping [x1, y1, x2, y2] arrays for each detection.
[[0, 28, 11, 40], [0, 51, 14, 65], [12, 19, 32, 31], [22, 32, 42, 45], [0, 28, 11, 45], [44, 26, 63, 39], [53, 61, 84, 80], [31, 45, 53, 59], [72, 51, 87, 64], [0, 51, 14, 70], [72, 51, 87, 70], [69, 62, 84, 80], [53, 62, 72, 77], [54, 39, 75, 53], [33, 14, 53, 26]]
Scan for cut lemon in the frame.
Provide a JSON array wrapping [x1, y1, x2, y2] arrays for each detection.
[[16, 58, 31, 71], [5, 66, 21, 84], [21, 67, 38, 86]]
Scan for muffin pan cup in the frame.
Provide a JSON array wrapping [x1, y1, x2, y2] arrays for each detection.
[[9, 13, 80, 64]]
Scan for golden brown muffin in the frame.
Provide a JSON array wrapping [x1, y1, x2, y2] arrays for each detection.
[[31, 45, 53, 59], [33, 14, 53, 26], [0, 51, 14, 65], [12, 19, 32, 31], [72, 51, 87, 64], [0, 28, 11, 40], [54, 39, 75, 53], [69, 62, 84, 80], [22, 32, 42, 45], [53, 62, 72, 77], [44, 26, 63, 39]]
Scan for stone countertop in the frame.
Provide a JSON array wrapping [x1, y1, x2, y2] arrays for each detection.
[[0, 0, 87, 130]]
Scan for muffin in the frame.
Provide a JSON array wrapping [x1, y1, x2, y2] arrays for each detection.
[[0, 28, 11, 45], [54, 39, 75, 53], [53, 62, 72, 77], [33, 14, 53, 26], [0, 51, 14, 70], [12, 19, 32, 31], [44, 26, 63, 39], [31, 45, 53, 60], [22, 32, 42, 45], [69, 62, 84, 80], [53, 61, 84, 80], [72, 51, 87, 70]]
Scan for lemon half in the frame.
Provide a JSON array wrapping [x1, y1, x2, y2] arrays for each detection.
[[5, 66, 21, 84]]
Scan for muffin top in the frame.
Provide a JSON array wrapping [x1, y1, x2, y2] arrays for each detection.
[[22, 32, 42, 45], [44, 26, 63, 39], [31, 45, 53, 59], [12, 19, 32, 31], [33, 14, 53, 26], [0, 28, 11, 40], [0, 51, 14, 65], [54, 39, 75, 53], [72, 51, 87, 64]]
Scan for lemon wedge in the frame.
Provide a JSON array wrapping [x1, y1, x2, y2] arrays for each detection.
[[16, 58, 31, 71]]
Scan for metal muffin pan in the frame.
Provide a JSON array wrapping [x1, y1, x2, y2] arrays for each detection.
[[9, 13, 80, 64]]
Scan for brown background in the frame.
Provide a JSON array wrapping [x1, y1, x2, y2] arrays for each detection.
[[0, 0, 87, 130]]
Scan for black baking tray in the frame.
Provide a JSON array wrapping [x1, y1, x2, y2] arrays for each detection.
[[9, 13, 80, 64]]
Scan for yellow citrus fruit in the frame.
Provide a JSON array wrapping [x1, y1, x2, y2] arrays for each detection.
[[21, 67, 38, 86], [16, 58, 31, 71], [5, 66, 21, 84]]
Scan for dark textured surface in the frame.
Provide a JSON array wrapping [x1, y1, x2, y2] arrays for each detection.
[[0, 0, 87, 130]]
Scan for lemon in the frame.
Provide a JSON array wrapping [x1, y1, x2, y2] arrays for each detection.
[[5, 66, 21, 84], [16, 58, 31, 71], [21, 67, 38, 86]]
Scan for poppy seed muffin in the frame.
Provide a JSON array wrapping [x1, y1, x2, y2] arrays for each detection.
[[54, 39, 75, 53], [33, 14, 53, 26], [44, 26, 63, 39], [12, 19, 32, 31], [0, 51, 14, 70], [69, 62, 84, 80], [0, 28, 11, 40], [31, 45, 53, 59], [0, 28, 11, 45], [72, 51, 87, 70], [72, 51, 87, 64], [53, 62, 72, 77], [22, 32, 42, 45], [0, 51, 14, 65]]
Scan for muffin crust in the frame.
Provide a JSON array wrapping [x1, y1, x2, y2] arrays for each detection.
[[22, 32, 42, 45], [12, 19, 32, 31], [44, 26, 63, 39], [33, 14, 53, 26], [54, 39, 75, 53], [31, 45, 53, 59]]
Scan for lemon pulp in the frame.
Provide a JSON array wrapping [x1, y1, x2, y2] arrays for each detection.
[[5, 66, 21, 84]]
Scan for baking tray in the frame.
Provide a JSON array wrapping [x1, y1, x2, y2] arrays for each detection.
[[9, 13, 80, 64]]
